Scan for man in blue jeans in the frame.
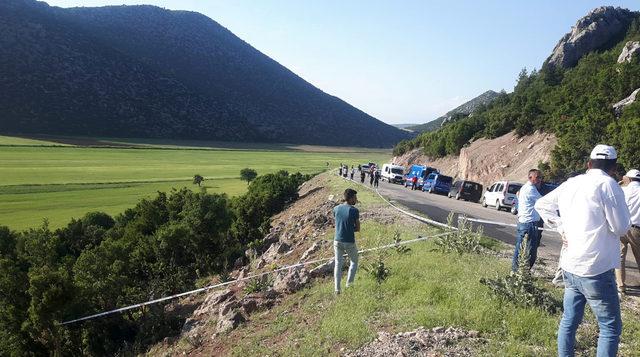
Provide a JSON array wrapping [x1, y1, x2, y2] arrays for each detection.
[[334, 188, 360, 294], [536, 145, 631, 357], [512, 169, 544, 271]]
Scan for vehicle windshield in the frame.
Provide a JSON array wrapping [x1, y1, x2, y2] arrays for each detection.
[[439, 176, 453, 184], [507, 184, 522, 194], [463, 182, 478, 190], [391, 168, 403, 174]]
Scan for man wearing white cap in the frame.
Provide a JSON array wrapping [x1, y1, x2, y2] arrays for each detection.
[[615, 168, 640, 295], [535, 144, 631, 357]]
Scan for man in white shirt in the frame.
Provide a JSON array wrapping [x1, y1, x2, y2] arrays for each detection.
[[512, 169, 544, 271], [614, 169, 640, 295], [535, 144, 631, 357]]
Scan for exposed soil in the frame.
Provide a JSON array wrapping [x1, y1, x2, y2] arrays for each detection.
[[392, 130, 557, 186]]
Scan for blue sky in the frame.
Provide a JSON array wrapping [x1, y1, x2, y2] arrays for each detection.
[[46, 1, 640, 124]]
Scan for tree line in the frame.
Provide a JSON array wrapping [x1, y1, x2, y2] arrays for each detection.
[[395, 18, 640, 181], [0, 170, 311, 356]]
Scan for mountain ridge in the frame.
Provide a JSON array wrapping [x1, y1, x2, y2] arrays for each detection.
[[406, 90, 502, 133], [0, 0, 409, 147]]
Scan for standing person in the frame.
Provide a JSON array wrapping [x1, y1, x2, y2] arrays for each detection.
[[615, 169, 640, 296], [350, 167, 355, 180], [374, 170, 380, 188], [333, 189, 360, 295], [360, 170, 366, 183], [338, 166, 343, 176], [535, 144, 631, 357], [369, 168, 375, 186], [411, 175, 418, 190], [512, 169, 544, 271]]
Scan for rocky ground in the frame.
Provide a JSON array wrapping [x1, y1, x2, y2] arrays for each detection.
[[345, 327, 485, 357]]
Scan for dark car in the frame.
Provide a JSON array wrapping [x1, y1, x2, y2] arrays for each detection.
[[448, 180, 483, 202], [510, 182, 561, 215]]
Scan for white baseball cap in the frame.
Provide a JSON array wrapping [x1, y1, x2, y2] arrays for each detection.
[[625, 169, 640, 179], [590, 144, 617, 160]]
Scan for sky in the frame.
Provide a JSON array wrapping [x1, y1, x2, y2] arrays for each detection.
[[45, 0, 640, 125]]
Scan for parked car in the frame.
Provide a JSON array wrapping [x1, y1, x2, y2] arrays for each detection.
[[511, 182, 560, 215], [422, 173, 453, 194], [448, 180, 483, 202], [482, 181, 523, 211], [404, 165, 438, 189], [361, 164, 370, 172], [381, 164, 405, 184]]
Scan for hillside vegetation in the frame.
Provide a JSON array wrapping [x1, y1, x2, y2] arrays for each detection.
[[0, 171, 312, 356], [395, 11, 640, 180], [0, 0, 408, 147]]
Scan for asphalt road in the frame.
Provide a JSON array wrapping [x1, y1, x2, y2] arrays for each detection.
[[374, 179, 640, 287]]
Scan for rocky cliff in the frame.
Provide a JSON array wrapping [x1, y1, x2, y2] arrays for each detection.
[[392, 131, 557, 186], [547, 6, 636, 69]]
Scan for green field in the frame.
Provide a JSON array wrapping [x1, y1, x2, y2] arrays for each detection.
[[0, 142, 390, 230]]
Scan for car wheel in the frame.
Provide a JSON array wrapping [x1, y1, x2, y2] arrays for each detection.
[[447, 192, 452, 198], [455, 193, 461, 200], [482, 197, 487, 207], [511, 206, 518, 215], [495, 200, 501, 211], [428, 186, 434, 194]]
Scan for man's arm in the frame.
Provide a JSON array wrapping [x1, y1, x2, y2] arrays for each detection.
[[353, 208, 360, 232], [534, 184, 562, 234], [354, 218, 360, 232], [603, 183, 631, 237]]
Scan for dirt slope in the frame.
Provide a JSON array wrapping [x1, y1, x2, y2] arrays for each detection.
[[392, 131, 557, 186]]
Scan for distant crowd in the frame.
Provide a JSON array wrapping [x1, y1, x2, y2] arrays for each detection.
[[338, 163, 380, 187]]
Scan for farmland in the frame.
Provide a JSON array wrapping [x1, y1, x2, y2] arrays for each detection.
[[0, 137, 390, 230]]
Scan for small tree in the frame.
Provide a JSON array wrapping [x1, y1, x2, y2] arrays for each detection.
[[193, 174, 204, 187], [240, 168, 258, 185]]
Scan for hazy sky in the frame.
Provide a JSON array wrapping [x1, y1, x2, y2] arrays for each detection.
[[45, 0, 640, 124]]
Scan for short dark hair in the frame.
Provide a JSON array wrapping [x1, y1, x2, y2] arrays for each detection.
[[344, 188, 358, 201], [528, 169, 541, 178], [590, 159, 617, 172]]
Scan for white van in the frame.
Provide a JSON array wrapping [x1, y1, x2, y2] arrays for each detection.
[[381, 164, 405, 184], [481, 180, 523, 211]]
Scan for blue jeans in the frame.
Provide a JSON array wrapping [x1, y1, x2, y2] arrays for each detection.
[[558, 270, 621, 357], [334, 241, 358, 293], [511, 220, 543, 271]]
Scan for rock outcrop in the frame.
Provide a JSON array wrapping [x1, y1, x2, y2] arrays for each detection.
[[617, 41, 640, 63], [613, 88, 640, 116], [547, 6, 636, 69], [345, 326, 483, 357], [392, 131, 557, 187]]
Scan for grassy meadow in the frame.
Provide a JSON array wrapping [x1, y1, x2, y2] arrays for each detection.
[[0, 137, 390, 230]]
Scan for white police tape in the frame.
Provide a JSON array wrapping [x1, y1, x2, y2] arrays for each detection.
[[336, 171, 458, 231], [463, 217, 557, 233], [61, 230, 452, 325]]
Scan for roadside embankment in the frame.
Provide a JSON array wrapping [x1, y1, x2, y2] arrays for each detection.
[[392, 131, 557, 185], [149, 172, 640, 356]]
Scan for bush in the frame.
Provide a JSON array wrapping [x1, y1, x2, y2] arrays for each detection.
[[480, 236, 561, 314], [434, 213, 482, 255]]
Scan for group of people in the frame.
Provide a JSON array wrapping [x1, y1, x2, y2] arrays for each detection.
[[334, 144, 640, 356], [510, 144, 639, 356], [338, 163, 381, 187]]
